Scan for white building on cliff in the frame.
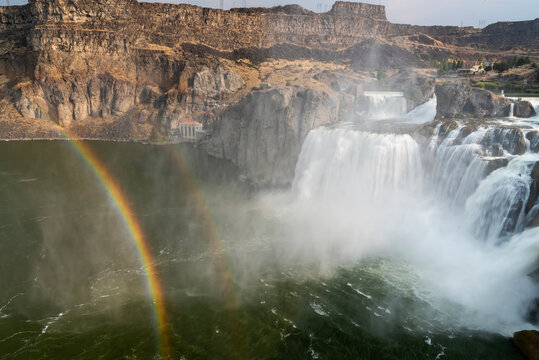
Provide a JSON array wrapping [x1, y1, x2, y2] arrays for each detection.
[[174, 120, 203, 143]]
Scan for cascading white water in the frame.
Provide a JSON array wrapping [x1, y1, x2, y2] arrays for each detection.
[[404, 95, 437, 124], [509, 103, 515, 118], [465, 157, 533, 241], [360, 91, 407, 120], [276, 112, 539, 334], [293, 127, 423, 202]]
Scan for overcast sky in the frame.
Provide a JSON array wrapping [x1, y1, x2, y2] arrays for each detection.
[[6, 0, 539, 27]]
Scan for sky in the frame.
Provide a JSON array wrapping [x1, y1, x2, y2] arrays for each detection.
[[5, 0, 538, 27]]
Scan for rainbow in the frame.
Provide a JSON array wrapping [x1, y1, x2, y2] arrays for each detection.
[[56, 130, 245, 358], [59, 131, 171, 359]]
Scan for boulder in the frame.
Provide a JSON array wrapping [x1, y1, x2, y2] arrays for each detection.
[[485, 158, 509, 176], [512, 330, 539, 360], [435, 82, 511, 118], [514, 100, 537, 118]]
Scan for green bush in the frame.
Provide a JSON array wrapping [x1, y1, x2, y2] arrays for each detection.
[[376, 71, 387, 80], [438, 59, 464, 74], [493, 57, 531, 73], [474, 82, 502, 91]]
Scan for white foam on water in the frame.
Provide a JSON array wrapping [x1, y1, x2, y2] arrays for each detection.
[[265, 122, 539, 335]]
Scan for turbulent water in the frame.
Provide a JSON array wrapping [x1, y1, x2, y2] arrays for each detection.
[[0, 98, 538, 359]]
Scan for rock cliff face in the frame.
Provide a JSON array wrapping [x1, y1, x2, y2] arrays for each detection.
[[0, 0, 535, 132], [206, 87, 340, 186], [0, 0, 537, 182]]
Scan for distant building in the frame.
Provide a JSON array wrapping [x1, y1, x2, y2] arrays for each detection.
[[175, 120, 203, 142], [457, 64, 484, 76]]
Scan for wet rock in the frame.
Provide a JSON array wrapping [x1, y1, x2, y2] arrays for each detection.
[[527, 131, 539, 153], [439, 119, 459, 138], [512, 330, 539, 360], [527, 162, 539, 214], [531, 162, 539, 188], [486, 143, 505, 157], [514, 101, 537, 118], [435, 82, 511, 118], [531, 213, 539, 228], [485, 157, 509, 176], [481, 128, 527, 155]]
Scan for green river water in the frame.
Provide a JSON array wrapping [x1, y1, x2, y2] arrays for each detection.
[[0, 141, 526, 359]]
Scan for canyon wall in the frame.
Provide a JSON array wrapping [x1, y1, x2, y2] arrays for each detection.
[[0, 0, 536, 144]]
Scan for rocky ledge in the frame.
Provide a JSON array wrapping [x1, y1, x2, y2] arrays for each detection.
[[435, 82, 536, 119]]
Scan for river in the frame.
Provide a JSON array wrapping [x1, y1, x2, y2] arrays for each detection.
[[0, 98, 537, 359]]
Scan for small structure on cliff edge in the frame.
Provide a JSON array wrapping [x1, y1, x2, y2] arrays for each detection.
[[174, 120, 203, 143]]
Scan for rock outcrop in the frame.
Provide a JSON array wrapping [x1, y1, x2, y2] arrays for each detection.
[[514, 101, 537, 118], [512, 330, 539, 360], [435, 82, 511, 119], [206, 86, 340, 186]]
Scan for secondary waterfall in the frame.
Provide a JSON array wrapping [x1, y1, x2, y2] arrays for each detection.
[[358, 91, 408, 120], [286, 115, 539, 334]]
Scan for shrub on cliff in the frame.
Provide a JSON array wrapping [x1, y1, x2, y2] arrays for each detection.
[[493, 57, 532, 73], [438, 60, 463, 74]]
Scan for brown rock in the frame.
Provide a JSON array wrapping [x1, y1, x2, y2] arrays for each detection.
[[514, 101, 537, 118], [485, 158, 509, 176], [531, 214, 539, 228], [512, 330, 539, 360]]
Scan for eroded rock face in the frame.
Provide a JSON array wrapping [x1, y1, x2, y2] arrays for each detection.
[[206, 86, 340, 186], [435, 82, 511, 119], [193, 65, 245, 98]]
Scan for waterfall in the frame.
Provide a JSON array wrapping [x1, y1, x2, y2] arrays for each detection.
[[404, 95, 437, 124], [509, 103, 515, 118], [284, 117, 538, 332], [292, 122, 538, 241], [465, 157, 532, 241], [358, 91, 407, 120], [293, 127, 423, 202]]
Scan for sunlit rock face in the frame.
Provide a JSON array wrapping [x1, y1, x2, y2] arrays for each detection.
[[0, 0, 536, 141]]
